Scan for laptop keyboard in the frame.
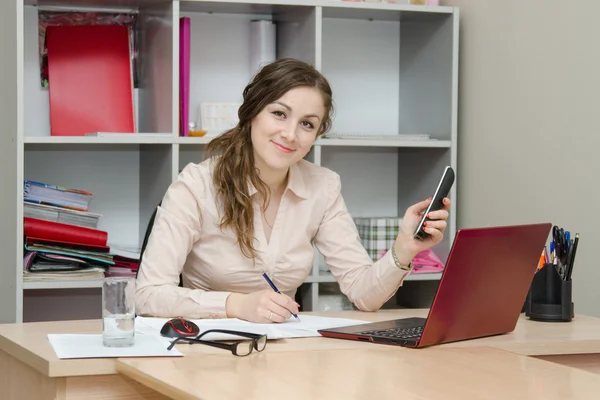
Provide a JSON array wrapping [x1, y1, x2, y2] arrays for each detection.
[[358, 326, 424, 340]]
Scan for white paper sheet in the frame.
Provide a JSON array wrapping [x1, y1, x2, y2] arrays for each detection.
[[48, 333, 183, 359], [135, 315, 368, 342]]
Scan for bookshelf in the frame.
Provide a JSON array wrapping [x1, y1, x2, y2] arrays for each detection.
[[0, 0, 459, 323]]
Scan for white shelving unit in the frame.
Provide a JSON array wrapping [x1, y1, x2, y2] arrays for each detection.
[[305, 271, 442, 284], [0, 0, 459, 323], [23, 279, 104, 290]]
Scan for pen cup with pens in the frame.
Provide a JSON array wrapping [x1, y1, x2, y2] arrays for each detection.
[[525, 226, 579, 322]]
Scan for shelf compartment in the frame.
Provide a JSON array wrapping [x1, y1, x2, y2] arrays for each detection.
[[23, 287, 102, 322], [395, 147, 454, 259], [24, 143, 174, 250], [321, 6, 456, 141], [316, 282, 355, 312], [22, 2, 175, 140], [321, 146, 403, 218], [179, 2, 317, 136]]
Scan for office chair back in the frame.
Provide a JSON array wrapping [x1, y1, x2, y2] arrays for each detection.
[[136, 201, 183, 287]]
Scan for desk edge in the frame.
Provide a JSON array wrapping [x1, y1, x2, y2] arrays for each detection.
[[0, 335, 51, 376], [117, 360, 198, 400]]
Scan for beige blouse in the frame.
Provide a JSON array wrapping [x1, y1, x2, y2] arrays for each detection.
[[135, 158, 412, 319]]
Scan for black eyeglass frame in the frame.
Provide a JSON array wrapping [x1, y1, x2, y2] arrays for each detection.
[[196, 329, 267, 351], [167, 329, 268, 356]]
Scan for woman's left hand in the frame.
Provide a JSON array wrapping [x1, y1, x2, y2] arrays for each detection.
[[393, 197, 451, 265]]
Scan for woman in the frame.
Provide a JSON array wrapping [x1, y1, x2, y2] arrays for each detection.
[[135, 58, 450, 323]]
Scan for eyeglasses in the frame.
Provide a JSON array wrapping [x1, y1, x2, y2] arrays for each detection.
[[167, 329, 268, 357]]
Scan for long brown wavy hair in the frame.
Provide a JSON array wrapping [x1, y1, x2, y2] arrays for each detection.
[[204, 58, 333, 261]]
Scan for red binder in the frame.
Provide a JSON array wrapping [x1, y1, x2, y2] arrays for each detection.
[[25, 236, 110, 253], [24, 217, 108, 247], [113, 256, 140, 270], [46, 25, 135, 136]]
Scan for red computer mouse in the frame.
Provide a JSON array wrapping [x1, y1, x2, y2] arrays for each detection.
[[160, 317, 200, 338]]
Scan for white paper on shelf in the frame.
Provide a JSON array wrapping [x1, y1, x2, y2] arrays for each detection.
[[107, 243, 141, 259], [322, 133, 433, 140]]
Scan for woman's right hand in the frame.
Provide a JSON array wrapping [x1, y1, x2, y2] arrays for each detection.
[[226, 290, 299, 323]]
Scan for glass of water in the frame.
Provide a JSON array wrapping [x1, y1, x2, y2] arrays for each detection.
[[102, 276, 136, 347]]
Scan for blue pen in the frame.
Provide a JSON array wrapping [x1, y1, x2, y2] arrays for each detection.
[[261, 272, 300, 321]]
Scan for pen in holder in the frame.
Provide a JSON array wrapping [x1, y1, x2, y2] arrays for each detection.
[[525, 263, 574, 322]]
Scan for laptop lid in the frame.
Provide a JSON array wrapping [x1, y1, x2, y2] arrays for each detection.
[[416, 223, 552, 347]]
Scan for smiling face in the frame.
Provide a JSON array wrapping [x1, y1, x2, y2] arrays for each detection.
[[251, 86, 326, 176]]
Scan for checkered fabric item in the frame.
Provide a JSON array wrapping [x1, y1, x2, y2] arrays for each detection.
[[354, 217, 403, 262]]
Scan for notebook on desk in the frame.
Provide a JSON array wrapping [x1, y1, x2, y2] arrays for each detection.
[[318, 223, 552, 348]]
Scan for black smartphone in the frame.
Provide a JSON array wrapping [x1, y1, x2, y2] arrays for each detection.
[[413, 166, 455, 240]]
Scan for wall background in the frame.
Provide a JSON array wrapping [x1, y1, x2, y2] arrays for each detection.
[[442, 0, 600, 316]]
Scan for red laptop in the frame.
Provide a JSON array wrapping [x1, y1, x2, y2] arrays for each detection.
[[318, 223, 552, 348]]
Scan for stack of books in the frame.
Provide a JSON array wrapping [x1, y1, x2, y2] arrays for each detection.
[[22, 180, 142, 282], [24, 180, 93, 211], [24, 180, 101, 228], [23, 181, 111, 282], [105, 246, 140, 278]]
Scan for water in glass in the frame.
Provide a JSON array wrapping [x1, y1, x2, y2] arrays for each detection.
[[103, 313, 135, 347]]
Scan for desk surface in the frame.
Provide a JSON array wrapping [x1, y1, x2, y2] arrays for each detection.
[[116, 346, 600, 400], [2, 309, 600, 378]]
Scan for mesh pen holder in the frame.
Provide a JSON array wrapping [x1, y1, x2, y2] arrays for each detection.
[[525, 263, 574, 322]]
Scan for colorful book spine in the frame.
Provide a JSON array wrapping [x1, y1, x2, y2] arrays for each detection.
[[24, 180, 93, 196], [180, 17, 191, 136]]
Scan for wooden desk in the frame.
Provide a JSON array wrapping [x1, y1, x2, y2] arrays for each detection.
[[117, 347, 600, 400], [1, 310, 599, 399]]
